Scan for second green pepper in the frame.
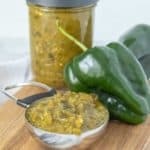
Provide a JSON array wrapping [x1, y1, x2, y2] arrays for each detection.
[[119, 24, 150, 78]]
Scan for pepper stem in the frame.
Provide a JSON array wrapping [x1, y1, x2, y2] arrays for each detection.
[[56, 20, 88, 52]]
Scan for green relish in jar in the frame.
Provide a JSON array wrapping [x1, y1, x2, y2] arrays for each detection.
[[27, 0, 99, 89]]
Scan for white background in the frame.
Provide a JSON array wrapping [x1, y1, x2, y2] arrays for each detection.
[[0, 0, 150, 41]]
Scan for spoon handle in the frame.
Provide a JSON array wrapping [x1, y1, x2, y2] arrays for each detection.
[[0, 81, 56, 108], [17, 89, 56, 108]]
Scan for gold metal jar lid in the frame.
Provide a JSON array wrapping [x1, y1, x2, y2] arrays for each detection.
[[27, 0, 99, 8]]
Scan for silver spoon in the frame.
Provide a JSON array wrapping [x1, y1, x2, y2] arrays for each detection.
[[0, 81, 56, 108]]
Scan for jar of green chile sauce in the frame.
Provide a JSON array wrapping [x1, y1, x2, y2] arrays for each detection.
[[27, 0, 99, 89]]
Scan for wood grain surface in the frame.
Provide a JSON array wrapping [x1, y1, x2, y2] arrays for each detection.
[[0, 86, 150, 150]]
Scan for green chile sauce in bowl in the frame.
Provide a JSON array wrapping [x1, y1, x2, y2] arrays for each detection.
[[25, 92, 109, 149]]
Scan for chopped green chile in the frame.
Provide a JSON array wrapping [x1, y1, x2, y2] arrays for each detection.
[[26, 92, 109, 135]]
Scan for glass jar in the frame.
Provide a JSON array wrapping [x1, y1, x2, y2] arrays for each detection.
[[27, 0, 99, 89]]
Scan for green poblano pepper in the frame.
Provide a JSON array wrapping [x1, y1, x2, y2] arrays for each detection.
[[65, 61, 147, 124], [56, 21, 150, 124], [71, 43, 150, 114], [119, 24, 150, 78]]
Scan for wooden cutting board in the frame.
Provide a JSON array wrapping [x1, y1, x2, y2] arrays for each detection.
[[0, 86, 150, 150]]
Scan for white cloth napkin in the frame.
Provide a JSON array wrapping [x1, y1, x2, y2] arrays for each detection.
[[0, 38, 30, 104]]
